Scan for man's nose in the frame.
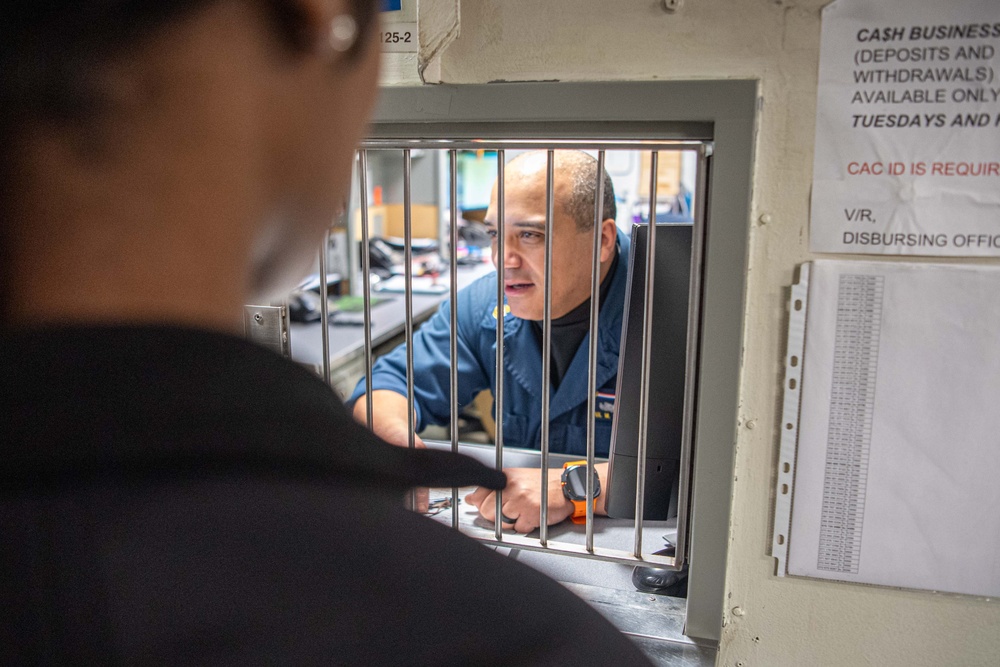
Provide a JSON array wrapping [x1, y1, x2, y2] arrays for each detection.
[[492, 241, 520, 269], [502, 244, 521, 269]]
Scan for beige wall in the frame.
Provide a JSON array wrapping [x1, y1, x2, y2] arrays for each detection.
[[425, 1, 1000, 665]]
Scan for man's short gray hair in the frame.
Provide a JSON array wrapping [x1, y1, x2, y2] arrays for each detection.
[[559, 151, 617, 231], [507, 150, 617, 231]]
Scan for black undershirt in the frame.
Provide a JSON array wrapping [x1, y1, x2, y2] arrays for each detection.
[[531, 248, 619, 389]]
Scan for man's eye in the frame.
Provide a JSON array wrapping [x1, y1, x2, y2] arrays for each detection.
[[520, 231, 542, 241], [486, 229, 498, 239]]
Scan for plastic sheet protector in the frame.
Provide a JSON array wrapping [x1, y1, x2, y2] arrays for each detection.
[[774, 260, 1000, 597]]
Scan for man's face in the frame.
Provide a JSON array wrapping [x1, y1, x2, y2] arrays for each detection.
[[483, 157, 605, 321]]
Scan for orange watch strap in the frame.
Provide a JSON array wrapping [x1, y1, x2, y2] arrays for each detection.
[[563, 461, 597, 524], [570, 498, 598, 524]]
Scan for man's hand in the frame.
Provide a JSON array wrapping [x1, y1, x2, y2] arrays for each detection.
[[353, 390, 428, 512], [465, 467, 574, 533], [465, 463, 610, 533]]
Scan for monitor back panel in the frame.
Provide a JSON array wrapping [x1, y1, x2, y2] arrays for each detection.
[[606, 222, 693, 520]]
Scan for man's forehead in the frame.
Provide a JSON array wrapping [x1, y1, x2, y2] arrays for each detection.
[[508, 151, 550, 177], [505, 153, 580, 189], [490, 164, 572, 204], [485, 184, 575, 232]]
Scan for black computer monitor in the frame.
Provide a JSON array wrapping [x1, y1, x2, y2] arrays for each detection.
[[605, 222, 693, 521]]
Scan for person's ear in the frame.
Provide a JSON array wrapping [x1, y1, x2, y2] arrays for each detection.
[[599, 218, 617, 263]]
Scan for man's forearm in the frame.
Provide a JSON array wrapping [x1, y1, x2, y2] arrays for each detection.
[[595, 462, 610, 515], [352, 389, 407, 425], [352, 389, 419, 447]]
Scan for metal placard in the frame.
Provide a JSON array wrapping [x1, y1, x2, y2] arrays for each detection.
[[243, 305, 290, 358]]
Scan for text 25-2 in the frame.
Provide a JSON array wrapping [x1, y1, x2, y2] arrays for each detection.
[[381, 31, 412, 44]]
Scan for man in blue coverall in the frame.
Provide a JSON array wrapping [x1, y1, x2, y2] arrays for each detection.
[[350, 151, 629, 533]]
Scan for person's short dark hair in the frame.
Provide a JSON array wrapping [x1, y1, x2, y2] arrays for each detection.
[[0, 0, 377, 138], [560, 151, 617, 231], [0, 0, 380, 318]]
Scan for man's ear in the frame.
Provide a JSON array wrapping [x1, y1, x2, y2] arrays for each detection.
[[599, 218, 617, 263]]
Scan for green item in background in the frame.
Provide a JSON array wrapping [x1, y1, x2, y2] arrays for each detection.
[[332, 295, 391, 312]]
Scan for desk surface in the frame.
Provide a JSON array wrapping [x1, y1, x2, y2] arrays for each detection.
[[289, 261, 494, 369], [424, 440, 678, 562], [425, 486, 704, 666], [423, 443, 699, 666]]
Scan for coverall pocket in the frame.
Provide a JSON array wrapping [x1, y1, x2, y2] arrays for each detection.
[[554, 421, 613, 458], [497, 413, 530, 448]]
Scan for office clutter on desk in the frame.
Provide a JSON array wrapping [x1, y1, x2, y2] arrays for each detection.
[[288, 273, 343, 323], [328, 295, 393, 326], [364, 236, 444, 280], [289, 277, 393, 324], [374, 275, 448, 295], [361, 233, 492, 295], [296, 272, 344, 295], [366, 238, 395, 278], [287, 289, 322, 323]]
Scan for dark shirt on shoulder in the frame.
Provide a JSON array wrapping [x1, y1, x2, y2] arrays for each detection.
[[0, 326, 651, 665]]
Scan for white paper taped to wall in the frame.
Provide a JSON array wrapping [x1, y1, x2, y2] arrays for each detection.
[[810, 0, 1000, 256], [779, 259, 1000, 597]]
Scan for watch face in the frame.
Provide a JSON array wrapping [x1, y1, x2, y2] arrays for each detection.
[[562, 465, 601, 501]]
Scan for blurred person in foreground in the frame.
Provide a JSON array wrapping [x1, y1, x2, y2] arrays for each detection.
[[0, 1, 652, 664]]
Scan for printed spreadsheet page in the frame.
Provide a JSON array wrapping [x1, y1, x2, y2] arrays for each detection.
[[787, 260, 1000, 597]]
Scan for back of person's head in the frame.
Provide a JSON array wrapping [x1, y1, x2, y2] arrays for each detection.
[[1, 0, 382, 330]]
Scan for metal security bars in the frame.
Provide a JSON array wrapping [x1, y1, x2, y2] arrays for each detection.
[[331, 139, 707, 569], [449, 149, 461, 531], [584, 150, 606, 553], [494, 149, 505, 540], [358, 149, 375, 430]]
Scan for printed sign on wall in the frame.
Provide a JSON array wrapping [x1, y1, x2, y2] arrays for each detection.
[[380, 0, 417, 53], [811, 0, 1000, 256]]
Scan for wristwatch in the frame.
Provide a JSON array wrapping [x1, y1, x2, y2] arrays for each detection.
[[561, 460, 601, 524]]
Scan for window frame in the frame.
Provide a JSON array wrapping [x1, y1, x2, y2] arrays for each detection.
[[369, 80, 757, 642]]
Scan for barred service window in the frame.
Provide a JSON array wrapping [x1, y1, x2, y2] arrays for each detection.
[[288, 142, 703, 567], [247, 82, 755, 653]]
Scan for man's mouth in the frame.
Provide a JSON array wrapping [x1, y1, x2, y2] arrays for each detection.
[[504, 281, 534, 295]]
